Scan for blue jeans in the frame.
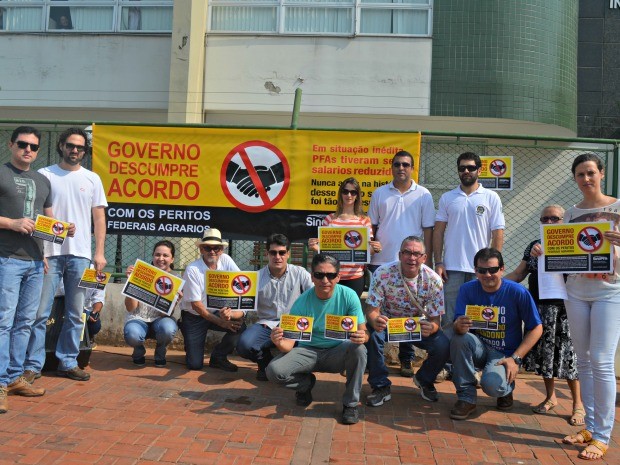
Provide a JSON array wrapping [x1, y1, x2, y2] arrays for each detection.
[[451, 332, 513, 404], [179, 310, 246, 370], [366, 325, 450, 389], [236, 322, 274, 367], [124, 317, 178, 363], [25, 255, 90, 372], [0, 257, 44, 386], [442, 271, 476, 330]]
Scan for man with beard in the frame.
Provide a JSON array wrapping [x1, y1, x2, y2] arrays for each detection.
[[433, 152, 505, 331]]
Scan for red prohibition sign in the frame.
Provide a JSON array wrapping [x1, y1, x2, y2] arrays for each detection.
[[489, 159, 507, 177], [341, 317, 354, 331], [404, 318, 417, 331], [343, 230, 363, 249], [482, 307, 495, 321], [231, 274, 252, 295], [155, 276, 173, 296], [577, 226, 604, 252], [220, 140, 290, 213], [296, 317, 310, 331], [52, 222, 65, 235], [96, 272, 107, 283]]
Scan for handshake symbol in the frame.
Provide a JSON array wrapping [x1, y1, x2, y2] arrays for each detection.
[[226, 161, 285, 198]]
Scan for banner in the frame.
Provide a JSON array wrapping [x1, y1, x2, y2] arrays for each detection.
[[92, 125, 421, 239]]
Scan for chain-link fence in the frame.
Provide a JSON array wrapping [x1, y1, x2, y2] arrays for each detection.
[[0, 123, 616, 281]]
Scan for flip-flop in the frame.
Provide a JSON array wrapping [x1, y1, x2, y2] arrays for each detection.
[[532, 399, 557, 414], [570, 407, 586, 426], [578, 439, 608, 460]]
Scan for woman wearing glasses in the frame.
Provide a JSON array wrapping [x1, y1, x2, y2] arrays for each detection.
[[504, 206, 584, 426], [559, 153, 620, 460], [308, 177, 381, 297]]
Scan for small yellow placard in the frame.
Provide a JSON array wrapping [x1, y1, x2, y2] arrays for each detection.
[[465, 305, 500, 330], [280, 314, 314, 341], [205, 270, 258, 311], [78, 268, 111, 290], [318, 226, 370, 264], [387, 317, 421, 342], [324, 314, 358, 340], [32, 214, 70, 244]]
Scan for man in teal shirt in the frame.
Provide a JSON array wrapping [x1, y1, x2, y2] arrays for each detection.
[[267, 253, 368, 424]]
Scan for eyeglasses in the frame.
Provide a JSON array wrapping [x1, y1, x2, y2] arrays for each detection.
[[341, 189, 358, 196], [400, 250, 426, 259], [201, 245, 222, 253], [393, 162, 412, 168], [475, 266, 501, 275], [458, 165, 479, 173], [540, 216, 563, 223], [15, 141, 40, 152], [64, 142, 86, 153], [268, 250, 288, 257], [313, 271, 339, 280]]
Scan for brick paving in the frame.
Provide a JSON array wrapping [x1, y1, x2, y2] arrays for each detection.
[[0, 346, 618, 465]]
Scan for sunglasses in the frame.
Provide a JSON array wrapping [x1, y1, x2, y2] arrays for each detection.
[[201, 245, 222, 252], [400, 250, 426, 259], [15, 141, 40, 152], [475, 266, 501, 275], [393, 162, 411, 168], [540, 216, 563, 223], [313, 271, 338, 280], [458, 165, 479, 173], [64, 142, 86, 153], [341, 189, 358, 196], [268, 250, 288, 256]]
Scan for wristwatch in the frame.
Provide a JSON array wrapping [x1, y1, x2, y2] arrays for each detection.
[[511, 354, 523, 366]]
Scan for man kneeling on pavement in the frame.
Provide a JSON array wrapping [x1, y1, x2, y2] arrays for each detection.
[[266, 253, 368, 425], [365, 235, 450, 406], [449, 247, 542, 420]]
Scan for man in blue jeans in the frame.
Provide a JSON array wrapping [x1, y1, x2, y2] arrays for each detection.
[[365, 236, 450, 406], [450, 248, 542, 420]]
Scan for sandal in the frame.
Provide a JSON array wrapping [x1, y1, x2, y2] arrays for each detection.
[[532, 399, 557, 414], [578, 439, 608, 460], [570, 407, 586, 426], [563, 429, 592, 445]]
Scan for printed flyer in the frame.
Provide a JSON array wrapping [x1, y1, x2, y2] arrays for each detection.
[[280, 314, 313, 341], [78, 268, 111, 290], [387, 317, 422, 342], [32, 214, 70, 244], [324, 314, 358, 340], [205, 270, 258, 311], [465, 305, 500, 330], [318, 226, 370, 264]]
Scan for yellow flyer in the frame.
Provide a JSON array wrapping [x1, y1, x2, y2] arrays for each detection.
[[465, 305, 499, 330], [387, 317, 421, 342], [318, 226, 370, 264], [280, 314, 314, 341], [205, 270, 258, 311], [78, 268, 111, 290], [324, 314, 358, 340], [122, 259, 185, 316], [541, 222, 613, 274], [31, 214, 70, 244], [479, 156, 512, 190]]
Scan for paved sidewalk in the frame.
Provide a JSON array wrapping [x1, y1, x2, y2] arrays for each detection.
[[0, 346, 618, 465]]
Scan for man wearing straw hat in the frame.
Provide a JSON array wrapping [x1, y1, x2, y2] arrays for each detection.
[[179, 228, 246, 372]]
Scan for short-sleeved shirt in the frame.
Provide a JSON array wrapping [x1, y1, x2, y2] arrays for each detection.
[[0, 162, 52, 260], [180, 254, 240, 315], [256, 264, 314, 328], [321, 213, 372, 280], [366, 262, 444, 318], [435, 185, 504, 273], [290, 284, 365, 349], [454, 279, 541, 357], [368, 181, 435, 266]]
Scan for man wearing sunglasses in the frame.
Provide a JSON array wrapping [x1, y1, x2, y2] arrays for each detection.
[[267, 254, 368, 425], [0, 126, 54, 412], [449, 248, 542, 420], [180, 228, 246, 372], [24, 127, 107, 383], [236, 233, 313, 380]]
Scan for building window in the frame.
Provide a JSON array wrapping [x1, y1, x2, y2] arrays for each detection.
[[209, 0, 432, 37], [0, 0, 173, 33]]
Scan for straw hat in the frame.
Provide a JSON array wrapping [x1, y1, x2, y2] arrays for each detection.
[[195, 228, 229, 247]]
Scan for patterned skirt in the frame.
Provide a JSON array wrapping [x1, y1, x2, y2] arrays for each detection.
[[522, 302, 579, 380]]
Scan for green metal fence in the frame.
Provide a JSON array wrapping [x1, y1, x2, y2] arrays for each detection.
[[1, 122, 617, 281]]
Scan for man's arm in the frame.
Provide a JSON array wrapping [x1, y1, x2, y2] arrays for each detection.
[[491, 228, 504, 251], [270, 326, 296, 353], [419, 315, 441, 338], [0, 215, 36, 234], [423, 226, 433, 268], [365, 304, 387, 332], [92, 206, 107, 271], [496, 323, 542, 384], [190, 301, 242, 331], [432, 221, 448, 280]]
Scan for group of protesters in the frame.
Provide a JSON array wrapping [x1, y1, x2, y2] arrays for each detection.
[[1, 125, 618, 460]]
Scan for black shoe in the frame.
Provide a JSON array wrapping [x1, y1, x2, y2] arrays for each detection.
[[154, 359, 167, 368], [497, 392, 514, 411], [366, 385, 391, 407], [256, 368, 268, 381], [450, 400, 477, 420], [295, 374, 316, 407], [341, 406, 359, 425], [209, 357, 238, 372], [414, 374, 439, 402], [133, 357, 146, 367]]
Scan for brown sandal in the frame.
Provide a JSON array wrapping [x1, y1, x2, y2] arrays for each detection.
[[578, 439, 608, 460], [570, 407, 586, 426], [563, 429, 592, 445]]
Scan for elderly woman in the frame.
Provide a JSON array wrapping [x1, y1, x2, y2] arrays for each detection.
[[505, 205, 583, 426]]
